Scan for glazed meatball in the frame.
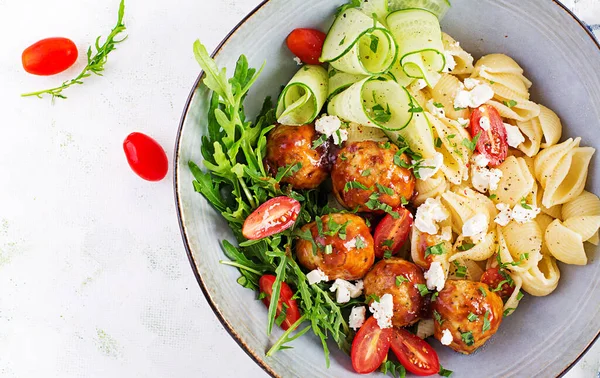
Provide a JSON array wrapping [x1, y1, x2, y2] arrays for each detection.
[[331, 141, 416, 212], [296, 213, 374, 280], [432, 280, 504, 354], [363, 258, 426, 327], [264, 124, 330, 190]]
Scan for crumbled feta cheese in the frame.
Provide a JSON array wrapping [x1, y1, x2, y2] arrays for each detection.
[[504, 123, 525, 148], [473, 154, 490, 168], [495, 203, 512, 227], [415, 152, 444, 181], [315, 115, 342, 137], [471, 164, 503, 193], [369, 293, 394, 329], [293, 57, 303, 66], [441, 329, 453, 345], [462, 214, 489, 242], [330, 279, 364, 304], [306, 269, 329, 285], [479, 116, 491, 131], [415, 198, 450, 235], [454, 84, 494, 109], [457, 117, 470, 128], [454, 90, 471, 109], [512, 203, 541, 224], [440, 226, 453, 242], [416, 79, 427, 90], [426, 100, 446, 119], [443, 52, 456, 73], [344, 236, 365, 250], [424, 261, 446, 292], [349, 306, 366, 330], [332, 128, 348, 145], [464, 78, 480, 90]]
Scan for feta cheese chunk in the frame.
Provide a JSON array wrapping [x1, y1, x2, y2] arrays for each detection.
[[454, 83, 494, 109], [424, 261, 446, 292], [332, 128, 348, 145], [415, 152, 444, 181], [415, 198, 450, 235], [471, 165, 503, 193], [443, 52, 456, 73], [512, 203, 541, 224], [495, 203, 513, 227], [479, 116, 491, 131], [504, 123, 525, 148], [473, 154, 490, 168], [416, 79, 427, 90], [441, 329, 453, 346], [330, 279, 364, 304], [458, 117, 470, 128], [462, 214, 489, 242], [306, 268, 329, 285], [315, 115, 342, 137], [349, 306, 366, 330], [440, 226, 453, 242], [293, 56, 303, 66], [369, 293, 394, 329], [464, 78, 480, 90], [426, 100, 446, 118]]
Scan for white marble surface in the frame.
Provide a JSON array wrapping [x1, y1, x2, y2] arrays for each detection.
[[0, 0, 598, 377]]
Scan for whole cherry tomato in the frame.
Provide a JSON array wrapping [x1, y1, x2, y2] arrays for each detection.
[[258, 275, 302, 331], [123, 132, 168, 182], [286, 28, 326, 65], [22, 37, 78, 76], [470, 104, 508, 167]]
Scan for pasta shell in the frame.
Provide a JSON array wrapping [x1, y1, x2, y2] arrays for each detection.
[[442, 33, 474, 76], [414, 172, 448, 207], [534, 138, 579, 188], [519, 253, 560, 297], [536, 213, 555, 255], [542, 146, 595, 208], [516, 117, 543, 157], [561, 191, 600, 219], [428, 114, 471, 185], [489, 156, 536, 206], [503, 273, 524, 314], [473, 54, 532, 88], [501, 221, 543, 272], [441, 191, 480, 234], [450, 231, 497, 262], [431, 74, 470, 121], [588, 231, 599, 246], [545, 219, 587, 265], [538, 105, 563, 148], [563, 216, 600, 242], [416, 319, 435, 340]]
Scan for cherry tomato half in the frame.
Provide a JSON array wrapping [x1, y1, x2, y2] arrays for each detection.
[[286, 28, 326, 65], [390, 328, 440, 376], [242, 197, 301, 240], [481, 267, 515, 300], [351, 316, 393, 374], [22, 37, 78, 76], [470, 104, 508, 167], [258, 275, 301, 331], [374, 208, 413, 259], [123, 132, 168, 182]]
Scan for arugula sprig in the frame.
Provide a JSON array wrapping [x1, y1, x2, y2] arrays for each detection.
[[22, 0, 127, 100]]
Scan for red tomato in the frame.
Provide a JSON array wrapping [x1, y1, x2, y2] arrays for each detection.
[[470, 105, 508, 167], [22, 37, 78, 76], [258, 275, 301, 331], [351, 316, 393, 374], [374, 208, 413, 259], [481, 267, 515, 299], [286, 28, 326, 65], [123, 132, 168, 182], [242, 197, 301, 240], [390, 328, 440, 376]]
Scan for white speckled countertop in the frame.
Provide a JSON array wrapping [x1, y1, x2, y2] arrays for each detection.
[[0, 0, 598, 377]]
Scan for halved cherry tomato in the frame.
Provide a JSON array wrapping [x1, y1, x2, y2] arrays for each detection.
[[242, 197, 301, 240], [123, 132, 168, 182], [481, 267, 515, 300], [374, 208, 413, 259], [390, 328, 440, 376], [258, 275, 301, 331], [22, 37, 78, 76], [351, 316, 393, 374], [470, 104, 508, 167], [286, 28, 326, 65]]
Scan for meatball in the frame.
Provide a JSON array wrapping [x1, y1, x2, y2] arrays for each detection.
[[296, 213, 374, 280], [264, 124, 330, 190], [431, 280, 504, 354], [363, 258, 426, 327], [331, 141, 416, 212]]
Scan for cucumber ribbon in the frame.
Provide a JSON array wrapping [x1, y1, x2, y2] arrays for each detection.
[[276, 65, 329, 125]]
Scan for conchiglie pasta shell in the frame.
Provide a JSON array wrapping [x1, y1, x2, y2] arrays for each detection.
[[416, 319, 435, 340], [542, 146, 595, 208], [473, 54, 532, 88], [488, 86, 541, 122], [441, 191, 479, 234], [428, 114, 471, 185], [414, 172, 448, 207], [503, 273, 524, 314], [561, 191, 600, 219], [501, 221, 543, 272], [563, 216, 600, 242], [588, 231, 599, 246], [479, 72, 529, 99], [519, 253, 560, 296], [489, 156, 535, 207], [442, 33, 474, 76], [536, 213, 555, 255], [407, 82, 432, 108], [538, 105, 563, 148], [516, 117, 543, 157], [487, 100, 539, 123], [545, 219, 587, 265], [448, 258, 484, 281], [536, 186, 563, 220], [432, 74, 470, 120], [534, 138, 579, 187], [451, 231, 497, 262]]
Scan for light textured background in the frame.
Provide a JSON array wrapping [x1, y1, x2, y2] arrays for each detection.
[[0, 0, 598, 377]]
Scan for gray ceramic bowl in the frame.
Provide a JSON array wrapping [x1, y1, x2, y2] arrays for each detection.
[[175, 1, 600, 376]]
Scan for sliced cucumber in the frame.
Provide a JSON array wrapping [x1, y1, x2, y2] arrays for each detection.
[[327, 66, 366, 100], [385, 111, 437, 159], [358, 0, 389, 26], [321, 8, 397, 75], [328, 76, 412, 131], [387, 56, 416, 87], [276, 65, 328, 125], [387, 9, 445, 87], [388, 0, 451, 20]]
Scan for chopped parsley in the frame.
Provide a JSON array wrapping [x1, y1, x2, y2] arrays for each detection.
[[520, 253, 529, 261], [435, 137, 443, 148], [396, 275, 409, 286], [461, 331, 475, 346], [431, 291, 439, 301], [467, 312, 478, 322], [401, 196, 409, 206], [372, 103, 392, 123], [424, 243, 446, 258], [384, 251, 393, 259], [376, 183, 395, 196], [257, 292, 266, 300], [503, 308, 516, 317], [340, 153, 348, 161], [312, 134, 328, 149], [503, 99, 518, 108], [416, 284, 431, 296], [482, 311, 491, 332], [355, 236, 366, 249], [409, 102, 424, 113], [479, 286, 487, 297], [453, 261, 467, 278], [462, 132, 481, 152], [344, 181, 371, 192], [433, 310, 444, 325], [366, 294, 381, 303], [324, 244, 333, 255], [369, 34, 379, 53], [383, 239, 394, 248], [454, 106, 466, 111], [433, 102, 444, 108], [361, 169, 371, 177], [439, 366, 454, 377], [517, 291, 524, 301], [394, 151, 410, 168], [489, 194, 497, 200], [457, 243, 475, 252], [520, 197, 532, 210]]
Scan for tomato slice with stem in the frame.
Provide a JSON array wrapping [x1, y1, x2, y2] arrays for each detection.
[[286, 28, 326, 65], [22, 37, 79, 76], [258, 275, 301, 331], [351, 316, 393, 374], [374, 208, 414, 259], [390, 328, 440, 376], [481, 267, 515, 300], [242, 197, 301, 240], [470, 104, 508, 167]]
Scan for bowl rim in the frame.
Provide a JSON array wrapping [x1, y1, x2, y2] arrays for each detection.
[[173, 1, 600, 377]]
